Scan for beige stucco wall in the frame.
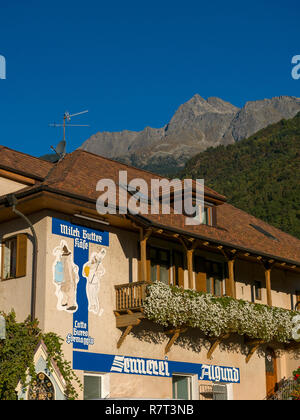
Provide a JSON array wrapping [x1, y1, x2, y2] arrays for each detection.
[[0, 176, 27, 196], [0, 210, 299, 400], [0, 212, 48, 326], [235, 259, 299, 310]]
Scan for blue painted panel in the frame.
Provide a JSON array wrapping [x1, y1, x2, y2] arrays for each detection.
[[52, 218, 109, 247], [73, 351, 240, 384], [52, 218, 109, 351]]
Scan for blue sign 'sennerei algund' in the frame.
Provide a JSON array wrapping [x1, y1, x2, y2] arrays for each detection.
[[73, 351, 241, 384]]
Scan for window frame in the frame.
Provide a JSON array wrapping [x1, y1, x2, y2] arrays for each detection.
[[193, 201, 215, 226], [148, 246, 171, 285], [83, 372, 110, 400], [251, 281, 262, 302], [205, 260, 225, 297], [2, 236, 17, 280], [194, 256, 225, 296], [172, 373, 198, 400], [295, 291, 300, 311], [172, 250, 184, 288], [1, 234, 27, 281]]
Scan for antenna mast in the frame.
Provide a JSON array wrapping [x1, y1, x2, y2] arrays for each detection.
[[49, 109, 89, 159]]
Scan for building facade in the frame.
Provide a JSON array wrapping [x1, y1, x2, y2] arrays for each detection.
[[0, 146, 299, 400]]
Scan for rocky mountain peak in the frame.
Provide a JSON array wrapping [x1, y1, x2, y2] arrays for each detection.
[[80, 94, 300, 175]]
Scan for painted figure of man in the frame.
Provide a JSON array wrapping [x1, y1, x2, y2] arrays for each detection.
[[82, 248, 106, 316], [53, 241, 79, 313]]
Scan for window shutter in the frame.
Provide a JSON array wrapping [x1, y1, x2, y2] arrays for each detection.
[[195, 272, 207, 292], [212, 206, 217, 227], [137, 242, 142, 282], [147, 258, 151, 282], [178, 263, 184, 288], [16, 234, 27, 278], [296, 291, 300, 311], [194, 256, 207, 292], [1, 243, 4, 280], [213, 384, 228, 400], [173, 251, 184, 288], [137, 259, 142, 282]]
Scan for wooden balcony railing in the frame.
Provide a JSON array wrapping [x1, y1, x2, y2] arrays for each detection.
[[115, 281, 148, 312]]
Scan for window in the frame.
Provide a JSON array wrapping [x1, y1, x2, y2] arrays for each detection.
[[251, 281, 262, 302], [198, 202, 216, 226], [188, 201, 216, 226], [194, 257, 225, 296], [28, 372, 55, 400], [173, 251, 184, 288], [148, 247, 170, 284], [199, 384, 229, 400], [84, 373, 110, 400], [295, 291, 300, 311], [212, 384, 228, 400], [205, 261, 224, 296], [2, 237, 17, 279], [1, 234, 27, 280], [172, 374, 198, 400], [193, 204, 213, 226], [201, 206, 212, 226]]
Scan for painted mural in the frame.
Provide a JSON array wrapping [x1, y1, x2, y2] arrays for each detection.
[[53, 240, 79, 313], [52, 218, 109, 350], [82, 249, 106, 317]]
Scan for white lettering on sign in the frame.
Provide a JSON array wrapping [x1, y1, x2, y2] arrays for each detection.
[[110, 356, 170, 377], [74, 238, 89, 250], [61, 224, 80, 237], [59, 223, 104, 244], [82, 230, 103, 243], [199, 364, 239, 383]]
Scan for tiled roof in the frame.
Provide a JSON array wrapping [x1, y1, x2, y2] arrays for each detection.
[[143, 204, 300, 264], [42, 150, 226, 203], [2, 147, 300, 265], [0, 146, 54, 180]]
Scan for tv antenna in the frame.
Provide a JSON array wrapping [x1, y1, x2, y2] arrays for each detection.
[[49, 110, 89, 159]]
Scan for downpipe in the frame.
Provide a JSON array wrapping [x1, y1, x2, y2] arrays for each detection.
[[6, 194, 38, 322]]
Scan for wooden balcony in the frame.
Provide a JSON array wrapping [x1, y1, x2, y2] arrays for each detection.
[[115, 281, 148, 313], [114, 281, 148, 348], [114, 281, 190, 354]]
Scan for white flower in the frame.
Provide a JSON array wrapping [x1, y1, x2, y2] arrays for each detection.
[[143, 282, 297, 343]]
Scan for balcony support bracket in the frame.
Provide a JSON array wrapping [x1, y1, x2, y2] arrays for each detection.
[[164, 328, 187, 354], [115, 310, 145, 349], [245, 339, 265, 363], [116, 317, 143, 349], [207, 333, 230, 360]]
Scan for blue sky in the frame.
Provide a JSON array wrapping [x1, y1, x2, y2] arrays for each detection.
[[0, 0, 299, 157]]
